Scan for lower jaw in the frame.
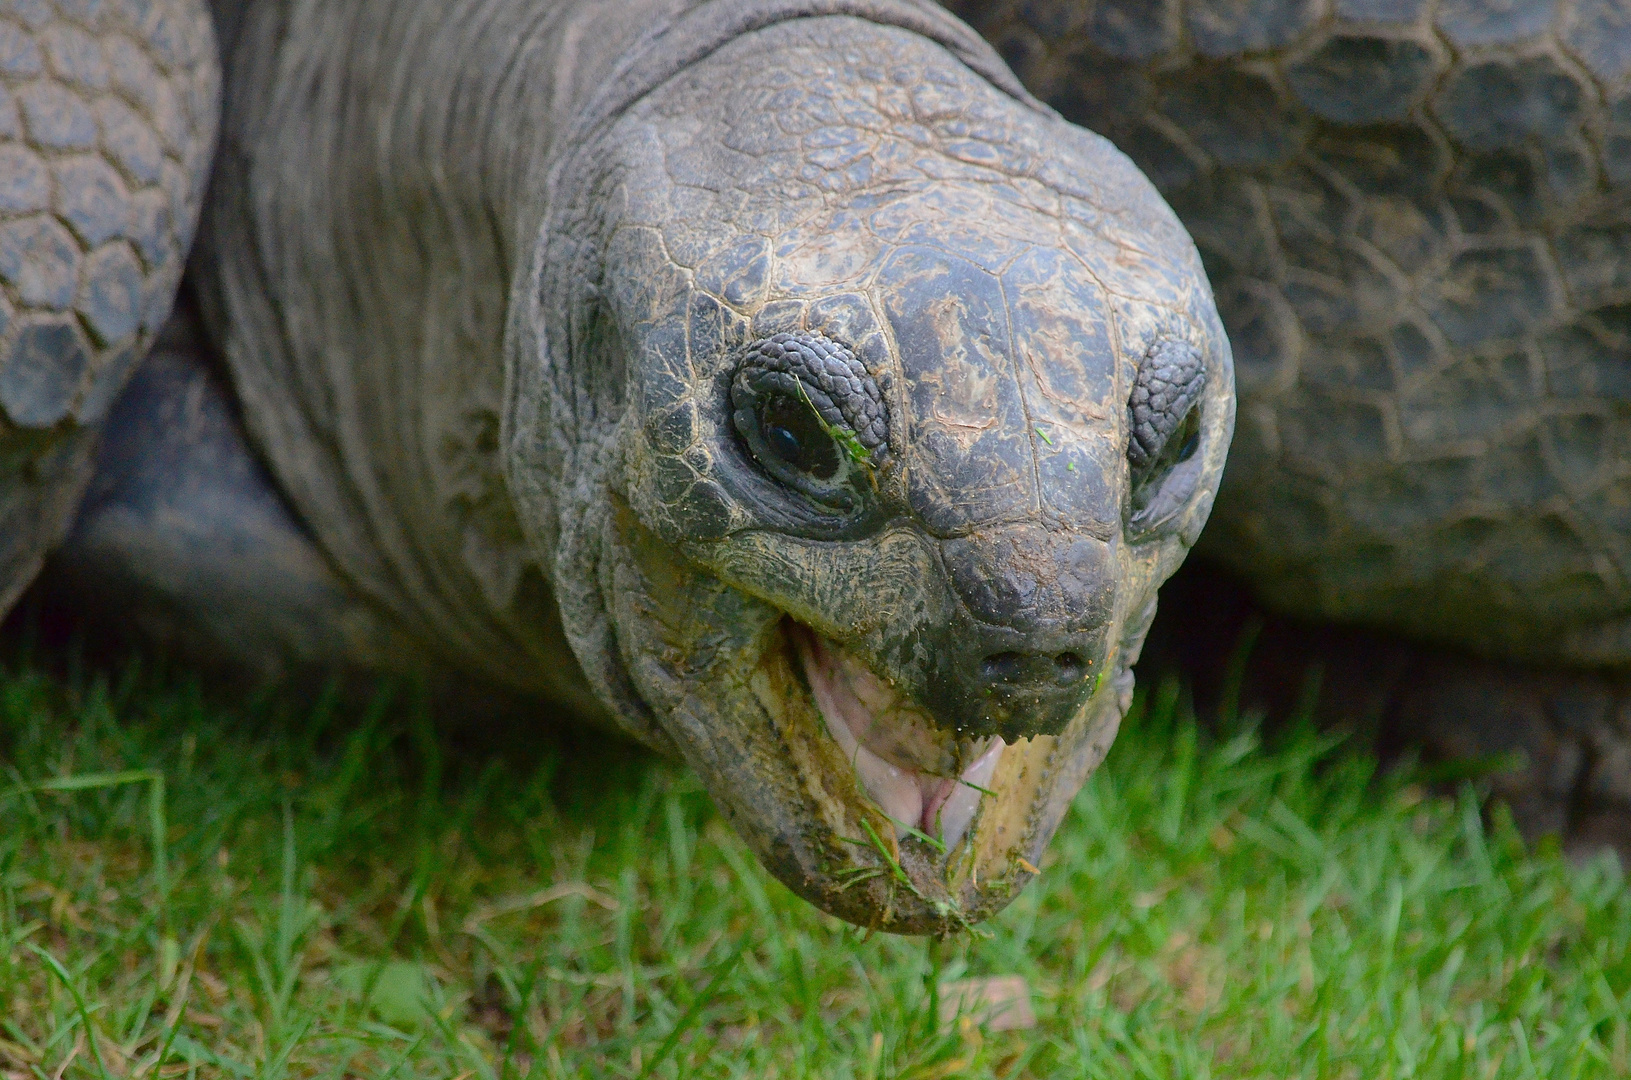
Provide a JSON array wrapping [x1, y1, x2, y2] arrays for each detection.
[[703, 614, 1123, 934]]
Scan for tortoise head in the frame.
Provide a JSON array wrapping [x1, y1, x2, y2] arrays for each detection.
[[510, 16, 1233, 932]]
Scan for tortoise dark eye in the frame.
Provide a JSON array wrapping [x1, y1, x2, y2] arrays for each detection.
[[729, 332, 888, 514], [760, 393, 840, 479], [1175, 417, 1200, 464]]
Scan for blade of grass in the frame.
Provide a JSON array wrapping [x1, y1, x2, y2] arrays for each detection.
[[1217, 616, 1263, 729], [26, 945, 111, 1080], [141, 920, 215, 1080], [885, 815, 946, 854], [637, 938, 749, 1080]]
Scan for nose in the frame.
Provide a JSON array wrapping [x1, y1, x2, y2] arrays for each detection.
[[981, 649, 1090, 687], [924, 527, 1115, 741], [926, 624, 1108, 741]]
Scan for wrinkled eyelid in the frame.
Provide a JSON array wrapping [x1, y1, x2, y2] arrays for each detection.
[[1126, 338, 1207, 476], [732, 332, 890, 452]]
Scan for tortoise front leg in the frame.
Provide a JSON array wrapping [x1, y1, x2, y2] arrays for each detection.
[[1396, 653, 1631, 864], [0, 0, 218, 616]]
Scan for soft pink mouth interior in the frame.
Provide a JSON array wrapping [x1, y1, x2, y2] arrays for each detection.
[[792, 626, 1004, 850]]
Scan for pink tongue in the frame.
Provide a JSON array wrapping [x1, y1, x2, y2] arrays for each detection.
[[793, 627, 1002, 846], [814, 635, 957, 774]]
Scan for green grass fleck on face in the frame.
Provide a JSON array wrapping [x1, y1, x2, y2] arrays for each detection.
[[0, 658, 1627, 1078]]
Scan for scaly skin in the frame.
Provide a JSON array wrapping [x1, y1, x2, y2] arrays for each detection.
[[0, 0, 216, 613], [949, 0, 1631, 666], [199, 0, 1232, 931], [10, 0, 1631, 922]]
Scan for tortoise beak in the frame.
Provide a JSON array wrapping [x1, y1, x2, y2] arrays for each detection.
[[924, 526, 1116, 741]]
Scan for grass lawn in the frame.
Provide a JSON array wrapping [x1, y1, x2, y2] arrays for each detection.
[[1, 653, 1629, 1079]]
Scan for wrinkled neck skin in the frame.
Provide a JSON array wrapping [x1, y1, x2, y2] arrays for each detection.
[[203, 0, 699, 719], [507, 9, 1234, 931]]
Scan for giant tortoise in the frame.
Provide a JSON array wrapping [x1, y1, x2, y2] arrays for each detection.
[[0, 0, 1626, 933]]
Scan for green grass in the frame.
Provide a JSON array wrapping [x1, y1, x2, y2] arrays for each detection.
[[1, 656, 1629, 1079]]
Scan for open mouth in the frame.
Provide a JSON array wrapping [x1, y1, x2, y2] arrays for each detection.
[[789, 623, 1004, 851]]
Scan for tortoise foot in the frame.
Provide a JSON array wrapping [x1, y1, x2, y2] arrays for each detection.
[[1397, 657, 1631, 866], [43, 295, 426, 682]]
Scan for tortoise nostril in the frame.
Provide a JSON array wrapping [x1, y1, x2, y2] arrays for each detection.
[[1053, 652, 1086, 683], [946, 638, 1108, 739], [980, 651, 1026, 683], [978, 650, 1094, 691], [981, 650, 1091, 686]]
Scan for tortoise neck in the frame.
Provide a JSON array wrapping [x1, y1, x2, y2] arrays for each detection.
[[198, 0, 685, 701]]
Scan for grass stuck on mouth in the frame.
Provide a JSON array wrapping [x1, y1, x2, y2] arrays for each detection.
[[0, 656, 1629, 1079]]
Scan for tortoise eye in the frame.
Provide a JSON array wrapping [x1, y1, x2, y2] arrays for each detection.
[[759, 392, 841, 480], [729, 333, 887, 513], [1127, 339, 1207, 531]]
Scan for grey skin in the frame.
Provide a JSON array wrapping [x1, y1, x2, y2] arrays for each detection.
[[2, 0, 1233, 932]]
